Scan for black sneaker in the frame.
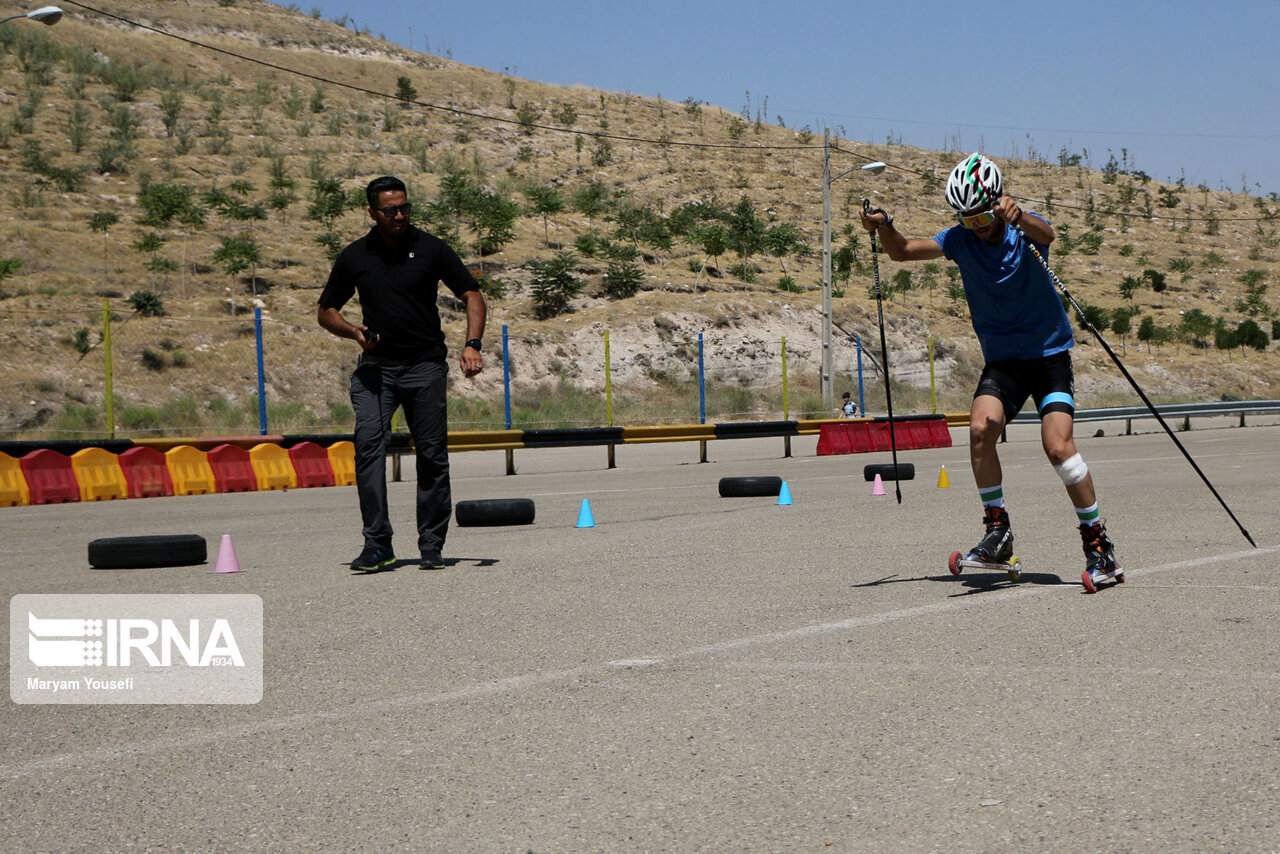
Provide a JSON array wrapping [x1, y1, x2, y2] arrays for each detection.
[[351, 545, 395, 572], [969, 506, 1014, 562], [420, 551, 446, 570], [1080, 520, 1123, 593]]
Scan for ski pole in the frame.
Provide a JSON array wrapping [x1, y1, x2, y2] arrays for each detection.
[[864, 199, 902, 504], [1014, 222, 1256, 548]]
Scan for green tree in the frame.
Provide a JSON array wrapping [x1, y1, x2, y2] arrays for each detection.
[[1143, 269, 1167, 294], [1137, 315, 1158, 352], [126, 290, 165, 317], [473, 189, 520, 257], [528, 251, 583, 319], [214, 236, 263, 298], [1238, 318, 1269, 350], [726, 195, 765, 264], [159, 89, 183, 138], [1111, 311, 1132, 352], [394, 76, 418, 104], [762, 222, 805, 275], [515, 101, 540, 135], [601, 259, 644, 300], [138, 182, 197, 228], [572, 181, 610, 222], [1179, 308, 1214, 348], [306, 177, 351, 231], [1236, 270, 1269, 317], [67, 102, 91, 153], [696, 223, 729, 272], [1118, 274, 1142, 304], [523, 185, 565, 248], [1078, 302, 1110, 333], [131, 232, 166, 288], [918, 261, 942, 305]]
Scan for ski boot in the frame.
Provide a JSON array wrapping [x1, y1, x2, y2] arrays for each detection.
[[949, 507, 1021, 581], [1080, 519, 1123, 593]]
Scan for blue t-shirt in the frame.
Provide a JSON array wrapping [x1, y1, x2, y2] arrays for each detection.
[[933, 214, 1074, 362]]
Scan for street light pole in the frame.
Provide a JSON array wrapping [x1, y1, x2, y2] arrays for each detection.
[[0, 6, 64, 25], [819, 129, 885, 409], [821, 130, 834, 408]]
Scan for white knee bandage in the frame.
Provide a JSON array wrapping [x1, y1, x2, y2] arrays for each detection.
[[1054, 453, 1088, 486]]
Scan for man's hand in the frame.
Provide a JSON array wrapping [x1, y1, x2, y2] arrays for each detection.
[[994, 196, 1023, 226], [460, 344, 483, 378], [859, 204, 889, 234]]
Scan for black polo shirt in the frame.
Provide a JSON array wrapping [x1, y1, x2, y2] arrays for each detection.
[[318, 224, 479, 364]]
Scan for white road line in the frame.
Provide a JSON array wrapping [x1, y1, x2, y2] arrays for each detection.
[[3, 543, 1276, 780]]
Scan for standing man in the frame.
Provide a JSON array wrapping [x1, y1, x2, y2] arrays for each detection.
[[318, 176, 486, 572], [859, 153, 1121, 591]]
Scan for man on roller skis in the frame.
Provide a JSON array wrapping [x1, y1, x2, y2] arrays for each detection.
[[859, 153, 1122, 592]]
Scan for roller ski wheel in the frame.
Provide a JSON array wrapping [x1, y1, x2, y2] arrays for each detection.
[[1081, 566, 1125, 594], [949, 550, 1022, 582]]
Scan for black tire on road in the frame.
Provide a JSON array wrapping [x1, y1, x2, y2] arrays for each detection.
[[863, 463, 915, 482], [88, 534, 208, 569], [455, 498, 536, 527], [718, 476, 783, 497]]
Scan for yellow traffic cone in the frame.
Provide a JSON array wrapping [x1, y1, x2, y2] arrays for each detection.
[[937, 466, 951, 488]]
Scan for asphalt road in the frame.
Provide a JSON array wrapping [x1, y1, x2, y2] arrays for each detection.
[[3, 423, 1278, 853]]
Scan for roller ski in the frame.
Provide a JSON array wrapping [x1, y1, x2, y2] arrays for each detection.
[[1080, 519, 1123, 593], [949, 507, 1022, 582]]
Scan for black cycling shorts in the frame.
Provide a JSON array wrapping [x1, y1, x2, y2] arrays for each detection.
[[974, 351, 1076, 423]]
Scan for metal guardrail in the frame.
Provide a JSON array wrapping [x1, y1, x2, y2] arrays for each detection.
[[4, 403, 1274, 480], [1008, 399, 1280, 432]]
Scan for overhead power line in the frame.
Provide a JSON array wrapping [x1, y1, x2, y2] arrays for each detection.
[[56, 2, 1280, 226]]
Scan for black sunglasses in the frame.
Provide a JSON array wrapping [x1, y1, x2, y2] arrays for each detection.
[[375, 202, 412, 218]]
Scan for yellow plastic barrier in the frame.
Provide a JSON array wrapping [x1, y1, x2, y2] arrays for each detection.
[[326, 441, 356, 487], [165, 445, 217, 496], [70, 447, 128, 502], [0, 451, 30, 507], [249, 443, 297, 491]]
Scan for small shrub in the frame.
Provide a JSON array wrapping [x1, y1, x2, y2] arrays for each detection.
[[602, 259, 644, 300], [729, 262, 757, 283], [126, 290, 165, 316], [140, 349, 166, 371]]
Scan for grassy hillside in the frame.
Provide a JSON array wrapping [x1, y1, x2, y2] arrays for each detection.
[[1, 0, 1276, 439]]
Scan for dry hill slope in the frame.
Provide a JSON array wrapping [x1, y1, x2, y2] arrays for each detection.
[[0, 0, 1276, 438]]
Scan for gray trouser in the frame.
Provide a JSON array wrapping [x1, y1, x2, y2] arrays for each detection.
[[349, 358, 450, 555]]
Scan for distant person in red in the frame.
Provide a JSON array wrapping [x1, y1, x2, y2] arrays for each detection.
[[318, 176, 486, 573]]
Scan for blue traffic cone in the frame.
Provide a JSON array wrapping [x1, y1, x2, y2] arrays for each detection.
[[576, 498, 596, 528], [777, 481, 793, 506]]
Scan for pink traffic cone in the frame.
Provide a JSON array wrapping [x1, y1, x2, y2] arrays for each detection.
[[871, 473, 886, 496], [213, 534, 242, 573]]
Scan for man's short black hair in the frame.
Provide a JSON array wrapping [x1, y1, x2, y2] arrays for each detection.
[[366, 176, 407, 208], [842, 392, 851, 399]]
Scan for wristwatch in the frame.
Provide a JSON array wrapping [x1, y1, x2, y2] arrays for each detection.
[[465, 338, 483, 351]]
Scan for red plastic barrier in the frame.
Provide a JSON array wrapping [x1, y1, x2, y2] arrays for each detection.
[[208, 444, 258, 494], [118, 446, 175, 498], [817, 418, 952, 456], [288, 441, 335, 488], [19, 449, 81, 505]]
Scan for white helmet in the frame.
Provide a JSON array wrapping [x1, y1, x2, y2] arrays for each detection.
[[946, 153, 1003, 212]]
